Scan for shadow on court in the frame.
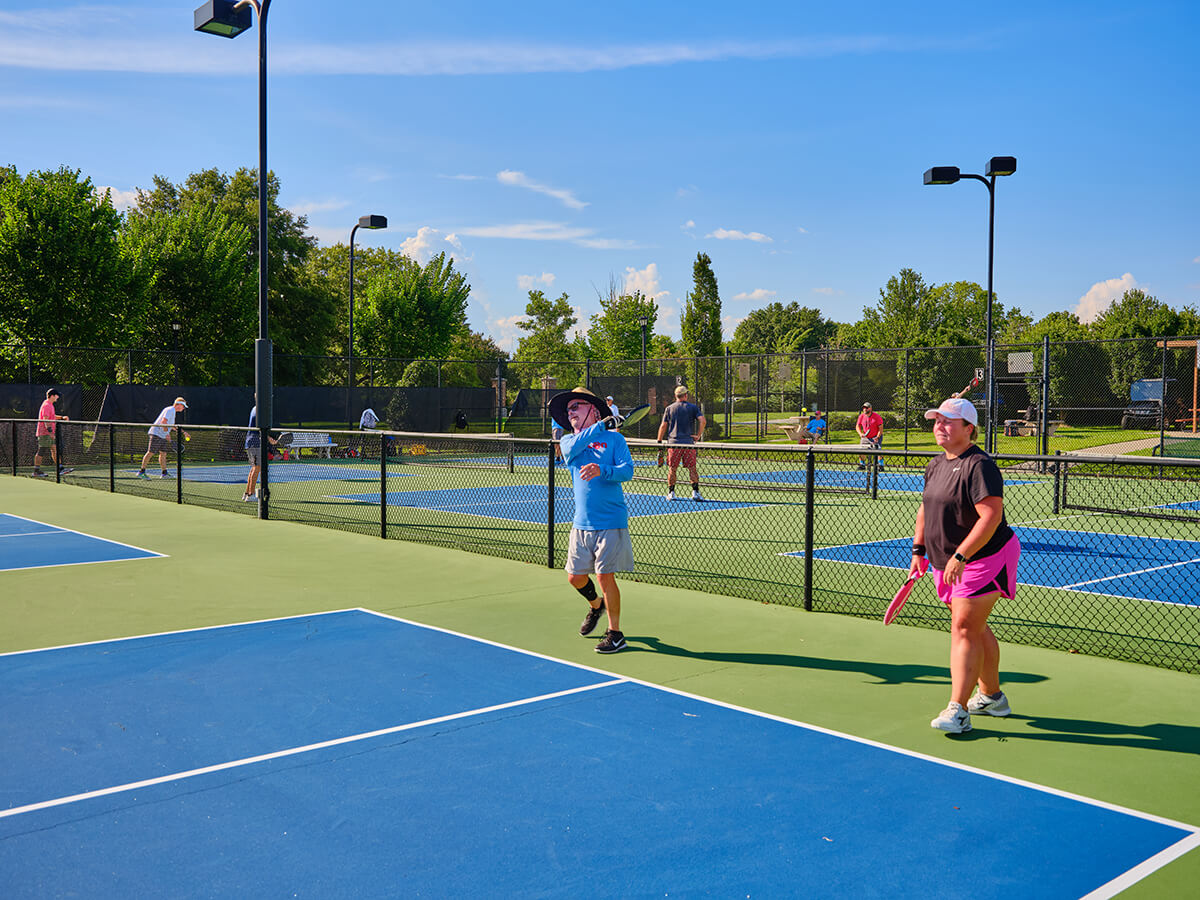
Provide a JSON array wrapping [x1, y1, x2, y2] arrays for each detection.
[[629, 635, 1049, 687], [964, 715, 1200, 755]]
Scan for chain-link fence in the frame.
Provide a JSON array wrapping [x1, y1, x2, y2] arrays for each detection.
[[7, 418, 1198, 674], [5, 335, 1200, 455]]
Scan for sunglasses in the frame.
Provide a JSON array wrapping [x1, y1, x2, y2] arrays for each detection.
[[567, 402, 590, 412]]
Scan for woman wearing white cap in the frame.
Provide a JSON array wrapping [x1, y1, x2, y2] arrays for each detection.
[[910, 397, 1021, 734]]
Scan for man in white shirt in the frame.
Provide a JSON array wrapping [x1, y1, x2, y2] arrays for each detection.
[[606, 395, 620, 419], [359, 407, 379, 430], [137, 397, 189, 478]]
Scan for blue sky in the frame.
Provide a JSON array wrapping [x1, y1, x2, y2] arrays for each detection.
[[2, 1, 1197, 351]]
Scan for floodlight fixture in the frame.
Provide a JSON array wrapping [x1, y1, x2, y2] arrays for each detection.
[[923, 166, 961, 186], [193, 0, 252, 38]]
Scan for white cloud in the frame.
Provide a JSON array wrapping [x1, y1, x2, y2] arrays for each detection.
[[797, 225, 809, 234], [491, 314, 527, 353], [440, 173, 485, 181], [517, 272, 556, 291], [497, 170, 587, 210], [682, 220, 695, 230], [812, 287, 844, 296], [94, 185, 138, 211], [458, 222, 592, 242], [623, 263, 668, 300], [722, 314, 746, 334], [399, 226, 467, 264], [706, 228, 773, 243], [1075, 273, 1138, 323], [732, 288, 776, 302], [676, 185, 698, 198]]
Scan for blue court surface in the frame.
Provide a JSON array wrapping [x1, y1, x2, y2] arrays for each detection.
[[122, 462, 399, 484], [0, 513, 163, 572], [333, 483, 760, 522], [0, 610, 1193, 897], [441, 453, 659, 468], [788, 527, 1200, 605]]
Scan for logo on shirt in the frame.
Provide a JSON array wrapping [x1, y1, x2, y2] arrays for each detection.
[[588, 441, 608, 452]]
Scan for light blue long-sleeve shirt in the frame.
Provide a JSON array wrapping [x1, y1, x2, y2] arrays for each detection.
[[559, 420, 633, 530]]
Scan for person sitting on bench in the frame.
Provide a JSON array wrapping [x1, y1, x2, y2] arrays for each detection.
[[805, 408, 827, 442]]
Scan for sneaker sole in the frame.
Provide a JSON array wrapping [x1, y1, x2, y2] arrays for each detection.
[[968, 704, 1010, 717], [594, 642, 626, 654], [931, 718, 972, 733]]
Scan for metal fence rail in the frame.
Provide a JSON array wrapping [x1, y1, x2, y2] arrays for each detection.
[[6, 419, 1198, 675]]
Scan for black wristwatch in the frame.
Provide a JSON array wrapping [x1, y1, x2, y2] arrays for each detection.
[[953, 551, 967, 562]]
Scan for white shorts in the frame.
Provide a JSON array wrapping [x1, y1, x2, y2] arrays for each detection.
[[566, 528, 634, 575]]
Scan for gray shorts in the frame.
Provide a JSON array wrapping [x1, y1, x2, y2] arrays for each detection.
[[566, 527, 634, 575], [37, 434, 54, 450], [148, 434, 172, 454], [246, 446, 262, 465], [859, 435, 882, 450]]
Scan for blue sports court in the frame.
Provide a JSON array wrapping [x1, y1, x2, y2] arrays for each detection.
[[0, 513, 163, 571], [788, 527, 1200, 605], [122, 462, 400, 484], [0, 610, 1193, 897]]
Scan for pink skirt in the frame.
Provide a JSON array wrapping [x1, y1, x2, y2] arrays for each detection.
[[933, 533, 1020, 605]]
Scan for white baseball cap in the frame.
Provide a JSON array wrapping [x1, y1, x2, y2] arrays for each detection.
[[924, 397, 977, 426], [606, 395, 613, 401]]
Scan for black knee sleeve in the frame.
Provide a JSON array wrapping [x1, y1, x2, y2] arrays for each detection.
[[575, 578, 598, 602]]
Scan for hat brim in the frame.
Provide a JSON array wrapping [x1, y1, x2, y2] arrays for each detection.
[[924, 408, 977, 425], [548, 390, 610, 433]]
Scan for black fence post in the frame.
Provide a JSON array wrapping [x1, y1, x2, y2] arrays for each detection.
[[108, 423, 115, 492], [176, 432, 183, 504], [10, 420, 16, 476], [547, 441, 556, 568], [380, 433, 388, 540], [54, 426, 62, 483], [1040, 334, 1051, 467], [1053, 450, 1062, 515], [803, 447, 815, 611]]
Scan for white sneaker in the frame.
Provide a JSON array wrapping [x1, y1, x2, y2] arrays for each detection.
[[692, 490, 705, 502], [666, 490, 677, 501], [966, 690, 1011, 717], [931, 702, 972, 733]]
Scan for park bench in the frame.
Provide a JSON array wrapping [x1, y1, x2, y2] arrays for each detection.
[[288, 432, 338, 458]]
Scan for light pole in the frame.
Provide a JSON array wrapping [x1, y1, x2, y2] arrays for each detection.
[[638, 316, 649, 376], [348, 214, 387, 424], [923, 156, 1017, 453], [195, 0, 272, 515]]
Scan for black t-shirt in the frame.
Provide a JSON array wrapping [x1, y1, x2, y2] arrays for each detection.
[[921, 444, 1014, 569]]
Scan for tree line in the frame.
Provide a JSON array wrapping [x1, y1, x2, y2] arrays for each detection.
[[2, 165, 1197, 403]]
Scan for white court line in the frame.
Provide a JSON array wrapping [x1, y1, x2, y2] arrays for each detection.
[[0, 512, 165, 559], [0, 677, 625, 821], [1062, 556, 1200, 589], [0, 529, 64, 539]]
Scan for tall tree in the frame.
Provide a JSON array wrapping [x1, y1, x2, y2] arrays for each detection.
[[512, 290, 584, 390], [729, 302, 835, 355], [587, 290, 657, 362], [0, 167, 139, 376], [354, 251, 470, 378], [133, 168, 332, 357], [680, 252, 723, 357], [1091, 289, 1183, 401], [119, 202, 254, 382]]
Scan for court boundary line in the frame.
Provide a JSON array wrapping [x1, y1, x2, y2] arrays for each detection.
[[4, 606, 1197, 894], [0, 512, 166, 570], [0, 676, 626, 822]]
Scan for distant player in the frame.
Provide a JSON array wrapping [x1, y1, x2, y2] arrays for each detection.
[[243, 401, 277, 502], [137, 397, 190, 478], [656, 385, 706, 501], [548, 387, 635, 653], [33, 388, 70, 477]]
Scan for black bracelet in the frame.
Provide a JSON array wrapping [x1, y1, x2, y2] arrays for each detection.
[[912, 544, 926, 556]]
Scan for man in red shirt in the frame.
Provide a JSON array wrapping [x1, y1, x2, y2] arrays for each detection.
[[33, 388, 70, 477], [855, 401, 883, 470]]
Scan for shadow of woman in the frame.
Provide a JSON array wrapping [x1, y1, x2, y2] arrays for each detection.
[[631, 635, 1049, 688]]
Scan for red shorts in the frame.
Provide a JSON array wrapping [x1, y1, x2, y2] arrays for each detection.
[[933, 534, 1020, 605], [667, 446, 698, 468]]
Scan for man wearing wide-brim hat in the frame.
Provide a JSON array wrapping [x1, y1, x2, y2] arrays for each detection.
[[547, 387, 635, 654]]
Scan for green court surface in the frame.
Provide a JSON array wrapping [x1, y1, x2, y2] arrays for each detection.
[[2, 477, 1198, 897]]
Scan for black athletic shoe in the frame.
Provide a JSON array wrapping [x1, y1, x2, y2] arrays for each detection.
[[594, 629, 626, 654], [579, 599, 606, 636]]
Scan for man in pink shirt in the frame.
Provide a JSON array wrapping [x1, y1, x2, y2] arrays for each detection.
[[33, 388, 70, 477], [856, 401, 884, 470]]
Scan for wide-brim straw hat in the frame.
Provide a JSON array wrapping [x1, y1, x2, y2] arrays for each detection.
[[548, 387, 611, 433]]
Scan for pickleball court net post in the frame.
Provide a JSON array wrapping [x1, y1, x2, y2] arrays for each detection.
[[1053, 450, 1062, 515], [547, 440, 556, 568], [804, 446, 815, 611], [54, 426, 62, 483], [10, 419, 17, 476], [175, 432, 182, 504], [108, 422, 115, 492]]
